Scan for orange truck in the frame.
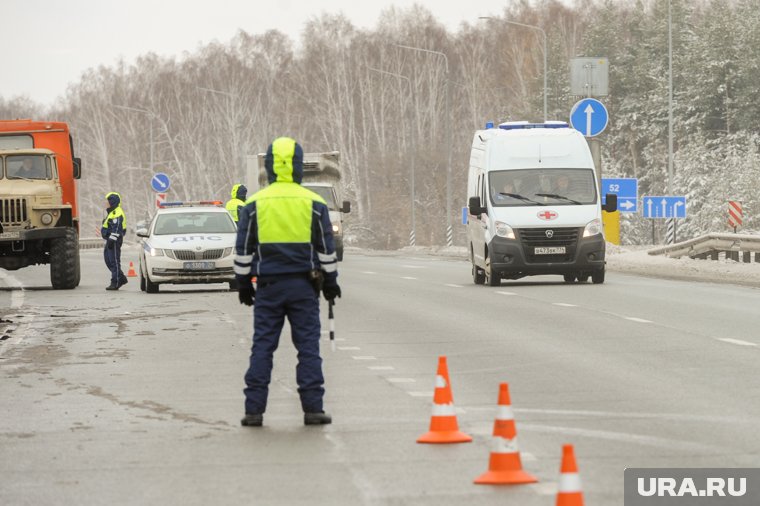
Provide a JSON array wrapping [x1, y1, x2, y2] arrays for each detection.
[[0, 120, 82, 288]]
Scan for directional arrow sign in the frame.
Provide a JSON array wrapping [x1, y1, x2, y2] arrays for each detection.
[[601, 177, 638, 212], [642, 196, 686, 219], [569, 98, 608, 137], [151, 172, 171, 192]]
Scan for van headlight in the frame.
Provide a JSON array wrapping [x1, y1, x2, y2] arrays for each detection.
[[583, 219, 602, 237], [494, 221, 515, 239], [40, 213, 54, 225]]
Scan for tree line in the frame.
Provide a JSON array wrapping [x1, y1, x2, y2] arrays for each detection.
[[2, 0, 758, 246]]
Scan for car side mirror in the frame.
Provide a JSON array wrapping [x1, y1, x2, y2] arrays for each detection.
[[468, 196, 486, 216], [136, 228, 149, 238], [341, 201, 351, 213], [603, 193, 618, 213], [72, 157, 82, 179]]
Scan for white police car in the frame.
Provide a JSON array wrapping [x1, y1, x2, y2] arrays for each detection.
[[136, 201, 237, 293]]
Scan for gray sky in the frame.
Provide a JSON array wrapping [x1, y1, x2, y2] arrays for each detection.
[[2, 0, 513, 105]]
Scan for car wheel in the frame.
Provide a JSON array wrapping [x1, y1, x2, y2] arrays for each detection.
[[485, 257, 500, 286], [145, 274, 159, 293]]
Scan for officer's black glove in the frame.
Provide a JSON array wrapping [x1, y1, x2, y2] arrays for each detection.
[[106, 240, 115, 250], [237, 278, 255, 306], [322, 282, 341, 302]]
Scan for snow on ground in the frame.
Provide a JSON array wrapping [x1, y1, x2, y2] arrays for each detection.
[[349, 243, 760, 288]]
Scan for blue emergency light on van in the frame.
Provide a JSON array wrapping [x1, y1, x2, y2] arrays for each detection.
[[485, 122, 495, 129], [498, 121, 570, 130]]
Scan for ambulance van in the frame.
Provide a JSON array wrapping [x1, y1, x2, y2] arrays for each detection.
[[466, 121, 617, 285]]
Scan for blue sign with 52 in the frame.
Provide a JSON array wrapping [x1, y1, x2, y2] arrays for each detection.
[[601, 177, 638, 212]]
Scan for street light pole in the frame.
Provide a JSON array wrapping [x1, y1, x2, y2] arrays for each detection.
[[367, 66, 416, 246], [112, 104, 154, 173], [667, 0, 673, 195], [479, 17, 547, 122], [197, 86, 245, 183], [394, 44, 454, 247]]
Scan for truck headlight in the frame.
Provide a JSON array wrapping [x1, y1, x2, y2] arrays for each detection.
[[494, 221, 515, 239], [149, 247, 165, 257], [40, 213, 54, 225], [332, 224, 340, 233], [583, 219, 602, 237]]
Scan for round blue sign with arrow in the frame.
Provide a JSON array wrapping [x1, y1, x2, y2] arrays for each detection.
[[151, 172, 171, 192], [569, 98, 608, 137]]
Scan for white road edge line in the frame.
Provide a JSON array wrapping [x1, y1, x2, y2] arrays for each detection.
[[368, 366, 395, 371], [338, 346, 361, 351], [496, 291, 516, 296], [717, 338, 758, 347], [553, 303, 577, 307], [387, 378, 416, 383], [444, 283, 463, 288], [362, 271, 377, 275], [407, 391, 434, 398], [352, 356, 377, 361], [401, 276, 417, 280], [625, 317, 653, 323]]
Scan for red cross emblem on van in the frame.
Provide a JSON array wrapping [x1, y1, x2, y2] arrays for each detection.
[[537, 210, 558, 221]]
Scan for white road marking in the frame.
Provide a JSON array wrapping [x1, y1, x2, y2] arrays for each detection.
[[387, 378, 416, 383], [0, 271, 30, 356], [553, 303, 577, 307], [408, 391, 434, 398], [444, 283, 463, 288], [338, 346, 361, 351], [401, 276, 417, 280], [717, 338, 757, 347], [402, 265, 426, 269], [496, 291, 516, 296], [352, 356, 376, 361], [368, 366, 395, 371], [625, 317, 652, 323], [0, 271, 25, 309], [530, 482, 558, 495], [362, 271, 377, 275]]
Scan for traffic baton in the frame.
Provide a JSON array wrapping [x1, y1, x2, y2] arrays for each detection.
[[328, 299, 336, 352]]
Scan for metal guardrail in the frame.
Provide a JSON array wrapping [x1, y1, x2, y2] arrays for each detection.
[[648, 233, 760, 262], [79, 238, 103, 250]]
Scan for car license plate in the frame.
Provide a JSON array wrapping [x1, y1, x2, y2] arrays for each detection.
[[0, 231, 20, 239], [183, 261, 215, 270], [534, 246, 566, 255]]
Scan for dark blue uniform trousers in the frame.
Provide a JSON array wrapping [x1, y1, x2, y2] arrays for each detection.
[[244, 277, 325, 414], [103, 242, 123, 286]]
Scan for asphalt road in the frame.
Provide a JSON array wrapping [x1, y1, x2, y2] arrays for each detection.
[[1, 247, 759, 505]]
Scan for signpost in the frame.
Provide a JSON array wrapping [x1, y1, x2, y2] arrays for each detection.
[[641, 196, 686, 219], [728, 201, 742, 232], [569, 98, 608, 138], [151, 172, 171, 193], [601, 177, 638, 212]]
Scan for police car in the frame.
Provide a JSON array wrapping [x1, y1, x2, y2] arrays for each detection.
[[136, 201, 237, 293]]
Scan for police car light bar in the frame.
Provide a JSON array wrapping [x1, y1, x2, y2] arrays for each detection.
[[158, 200, 223, 208], [498, 121, 570, 130]]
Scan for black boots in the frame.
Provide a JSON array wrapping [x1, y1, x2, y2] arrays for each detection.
[[304, 411, 332, 425], [240, 413, 263, 427], [105, 284, 119, 291], [118, 275, 128, 288]]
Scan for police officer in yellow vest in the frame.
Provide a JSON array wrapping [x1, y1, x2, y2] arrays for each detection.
[[225, 184, 247, 223], [101, 192, 128, 290], [235, 137, 340, 427]]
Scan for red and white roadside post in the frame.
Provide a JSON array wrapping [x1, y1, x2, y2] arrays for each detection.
[[728, 200, 742, 233]]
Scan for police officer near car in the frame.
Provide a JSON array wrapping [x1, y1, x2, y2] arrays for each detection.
[[225, 183, 247, 224], [102, 192, 128, 290], [235, 137, 340, 427]]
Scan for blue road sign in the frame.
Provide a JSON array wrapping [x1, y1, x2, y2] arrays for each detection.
[[642, 196, 686, 219], [151, 172, 171, 192], [569, 98, 609, 137], [601, 177, 638, 212], [462, 206, 468, 225]]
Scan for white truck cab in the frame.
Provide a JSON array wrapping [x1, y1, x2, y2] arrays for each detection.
[[466, 121, 617, 285]]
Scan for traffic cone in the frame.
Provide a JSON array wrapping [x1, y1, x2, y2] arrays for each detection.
[[417, 356, 472, 444], [127, 262, 137, 277], [556, 445, 584, 506], [474, 382, 537, 484]]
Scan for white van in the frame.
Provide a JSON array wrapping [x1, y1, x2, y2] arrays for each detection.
[[466, 121, 617, 285]]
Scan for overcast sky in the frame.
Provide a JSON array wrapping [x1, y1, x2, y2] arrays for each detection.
[[2, 0, 516, 105]]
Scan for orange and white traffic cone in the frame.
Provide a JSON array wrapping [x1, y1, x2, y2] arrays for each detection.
[[417, 356, 472, 444], [556, 444, 583, 506], [127, 262, 137, 277], [474, 382, 537, 484]]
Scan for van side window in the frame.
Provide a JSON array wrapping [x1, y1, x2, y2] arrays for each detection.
[[480, 174, 486, 206]]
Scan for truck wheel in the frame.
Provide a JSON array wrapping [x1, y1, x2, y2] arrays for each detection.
[[577, 273, 590, 283], [336, 247, 344, 262], [591, 269, 605, 284], [563, 274, 576, 283], [50, 228, 80, 289]]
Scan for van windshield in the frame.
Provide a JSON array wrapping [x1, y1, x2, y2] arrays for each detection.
[[303, 185, 337, 210], [489, 169, 597, 206]]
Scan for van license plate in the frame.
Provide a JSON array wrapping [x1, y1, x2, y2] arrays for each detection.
[[183, 261, 215, 270], [0, 231, 20, 239], [534, 247, 566, 255]]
